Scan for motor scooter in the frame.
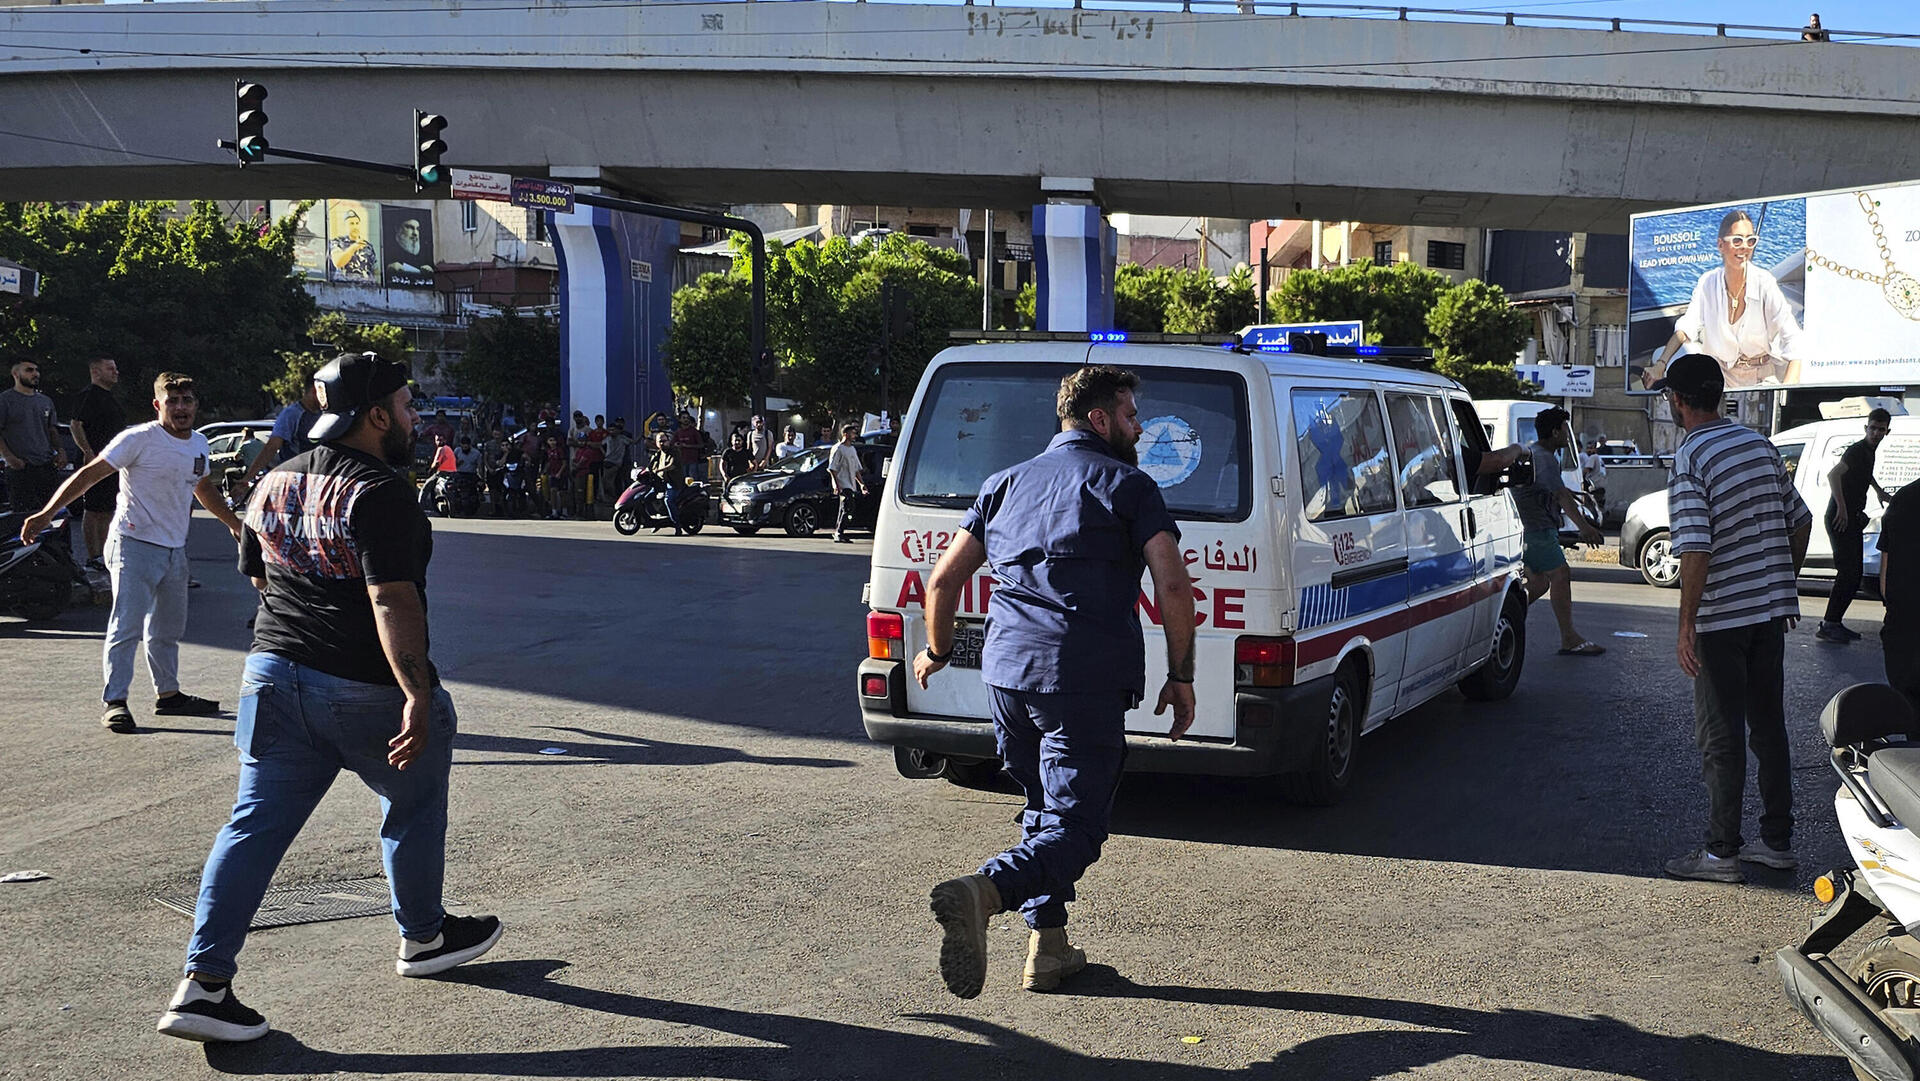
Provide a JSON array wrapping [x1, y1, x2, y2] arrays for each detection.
[[612, 466, 709, 536], [1779, 682, 1920, 1081], [0, 510, 77, 621]]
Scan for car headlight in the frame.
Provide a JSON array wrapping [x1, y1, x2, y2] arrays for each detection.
[[754, 477, 790, 494]]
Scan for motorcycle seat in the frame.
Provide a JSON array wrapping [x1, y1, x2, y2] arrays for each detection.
[[1822, 683, 1920, 748], [1870, 748, 1920, 831]]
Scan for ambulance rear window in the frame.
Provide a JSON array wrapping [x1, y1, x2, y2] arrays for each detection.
[[897, 362, 1251, 521]]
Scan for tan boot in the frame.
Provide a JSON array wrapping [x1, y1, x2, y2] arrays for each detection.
[[930, 874, 1002, 999], [1022, 926, 1087, 992]]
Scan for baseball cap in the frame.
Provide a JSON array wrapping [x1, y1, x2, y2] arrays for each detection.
[[1649, 352, 1723, 398], [308, 352, 413, 443]]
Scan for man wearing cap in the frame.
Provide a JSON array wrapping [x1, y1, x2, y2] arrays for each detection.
[[1657, 353, 1812, 883], [158, 354, 501, 1044], [19, 372, 241, 733]]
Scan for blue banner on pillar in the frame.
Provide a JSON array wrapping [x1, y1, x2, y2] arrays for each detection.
[[1033, 204, 1116, 333], [552, 206, 676, 432]]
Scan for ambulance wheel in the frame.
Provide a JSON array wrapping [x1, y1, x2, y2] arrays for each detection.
[[942, 757, 1005, 790], [612, 507, 642, 536], [1281, 665, 1361, 806], [1458, 592, 1527, 702], [894, 746, 947, 780]]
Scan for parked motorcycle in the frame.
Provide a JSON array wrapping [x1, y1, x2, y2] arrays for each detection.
[[427, 471, 482, 518], [1779, 682, 1920, 1081], [0, 510, 77, 621], [612, 466, 709, 536]]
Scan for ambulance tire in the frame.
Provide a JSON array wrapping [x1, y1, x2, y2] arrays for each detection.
[[1280, 665, 1362, 806], [1457, 592, 1527, 702], [894, 745, 947, 780], [942, 757, 1005, 791]]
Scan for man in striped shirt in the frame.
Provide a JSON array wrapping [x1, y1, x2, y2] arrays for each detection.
[[1656, 354, 1812, 883]]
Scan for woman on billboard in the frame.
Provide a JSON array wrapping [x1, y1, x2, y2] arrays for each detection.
[[1641, 210, 1803, 389]]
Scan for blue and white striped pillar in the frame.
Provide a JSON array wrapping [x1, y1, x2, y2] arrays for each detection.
[[551, 204, 677, 430], [1032, 203, 1117, 333]]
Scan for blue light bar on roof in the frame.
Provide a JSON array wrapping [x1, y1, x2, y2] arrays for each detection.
[[1356, 345, 1380, 355], [1089, 331, 1128, 343]]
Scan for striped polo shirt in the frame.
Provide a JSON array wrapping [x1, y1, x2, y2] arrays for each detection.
[[1668, 419, 1812, 633]]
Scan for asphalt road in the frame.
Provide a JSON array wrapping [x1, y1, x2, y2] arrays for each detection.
[[0, 515, 1893, 1081]]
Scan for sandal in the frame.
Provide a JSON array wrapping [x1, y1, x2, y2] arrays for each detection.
[[1557, 641, 1607, 656]]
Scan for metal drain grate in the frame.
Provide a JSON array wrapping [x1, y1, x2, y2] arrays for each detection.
[[153, 876, 460, 930]]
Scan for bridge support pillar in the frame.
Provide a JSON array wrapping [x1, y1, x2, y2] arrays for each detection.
[[551, 197, 678, 432], [1032, 200, 1116, 333]]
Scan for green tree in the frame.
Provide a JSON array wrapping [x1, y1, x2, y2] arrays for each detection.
[[1113, 264, 1177, 332], [0, 200, 317, 415], [663, 274, 752, 408], [1427, 279, 1534, 399], [265, 313, 412, 403], [1267, 259, 1450, 346], [1163, 264, 1260, 335], [445, 309, 560, 414], [674, 233, 975, 420]]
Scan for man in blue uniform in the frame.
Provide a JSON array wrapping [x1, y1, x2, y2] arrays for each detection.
[[913, 365, 1197, 998]]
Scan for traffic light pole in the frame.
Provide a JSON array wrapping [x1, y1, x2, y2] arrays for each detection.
[[215, 140, 413, 180], [214, 139, 770, 423]]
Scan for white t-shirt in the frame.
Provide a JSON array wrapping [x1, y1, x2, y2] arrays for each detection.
[[100, 421, 211, 550]]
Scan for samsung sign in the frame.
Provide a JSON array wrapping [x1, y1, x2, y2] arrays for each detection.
[[1515, 365, 1595, 397]]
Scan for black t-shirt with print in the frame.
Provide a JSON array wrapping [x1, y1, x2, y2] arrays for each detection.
[[240, 443, 436, 686]]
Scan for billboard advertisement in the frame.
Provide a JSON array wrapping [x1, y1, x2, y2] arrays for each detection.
[[325, 200, 381, 285], [270, 200, 330, 280], [1628, 180, 1920, 393], [380, 204, 434, 289]]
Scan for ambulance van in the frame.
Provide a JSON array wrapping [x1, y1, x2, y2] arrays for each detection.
[[856, 337, 1532, 804]]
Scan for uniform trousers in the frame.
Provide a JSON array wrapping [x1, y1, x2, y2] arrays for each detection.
[[978, 686, 1130, 930]]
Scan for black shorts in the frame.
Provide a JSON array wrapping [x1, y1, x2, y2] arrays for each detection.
[[83, 473, 119, 513]]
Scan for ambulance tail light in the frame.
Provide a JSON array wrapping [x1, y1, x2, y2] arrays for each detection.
[[1235, 636, 1296, 687], [867, 611, 904, 660]]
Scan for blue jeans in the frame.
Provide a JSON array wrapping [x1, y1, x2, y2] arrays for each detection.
[[102, 535, 189, 703], [183, 652, 457, 980], [663, 482, 683, 528], [978, 687, 1130, 930]]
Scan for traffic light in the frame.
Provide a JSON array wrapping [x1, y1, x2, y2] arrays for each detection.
[[413, 111, 448, 193], [234, 81, 269, 165]]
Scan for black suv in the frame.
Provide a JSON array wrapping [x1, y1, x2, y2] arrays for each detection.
[[718, 437, 893, 537]]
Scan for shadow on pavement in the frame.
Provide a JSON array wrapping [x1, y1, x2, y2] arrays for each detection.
[[200, 959, 1832, 1081], [455, 725, 853, 770]]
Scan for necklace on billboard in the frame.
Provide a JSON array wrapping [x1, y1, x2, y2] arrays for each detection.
[[1806, 191, 1920, 320]]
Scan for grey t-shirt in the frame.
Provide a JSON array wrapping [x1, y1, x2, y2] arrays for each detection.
[[0, 388, 57, 466], [1515, 439, 1565, 534]]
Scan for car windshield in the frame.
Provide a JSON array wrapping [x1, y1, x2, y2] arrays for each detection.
[[772, 447, 830, 474], [897, 361, 1251, 520]]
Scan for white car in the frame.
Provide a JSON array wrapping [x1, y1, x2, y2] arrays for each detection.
[[1618, 414, 1917, 589]]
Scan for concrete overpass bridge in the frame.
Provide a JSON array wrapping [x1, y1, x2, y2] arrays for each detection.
[[5, 0, 1916, 421], [2, 0, 1917, 231]]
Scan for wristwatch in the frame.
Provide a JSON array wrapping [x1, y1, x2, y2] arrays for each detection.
[[924, 646, 952, 664]]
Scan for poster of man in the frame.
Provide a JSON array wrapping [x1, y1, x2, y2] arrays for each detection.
[[326, 200, 381, 285], [382, 206, 435, 289], [1628, 179, 1920, 393], [271, 199, 330, 280]]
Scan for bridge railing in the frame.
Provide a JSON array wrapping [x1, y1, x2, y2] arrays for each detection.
[[834, 0, 1917, 45]]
